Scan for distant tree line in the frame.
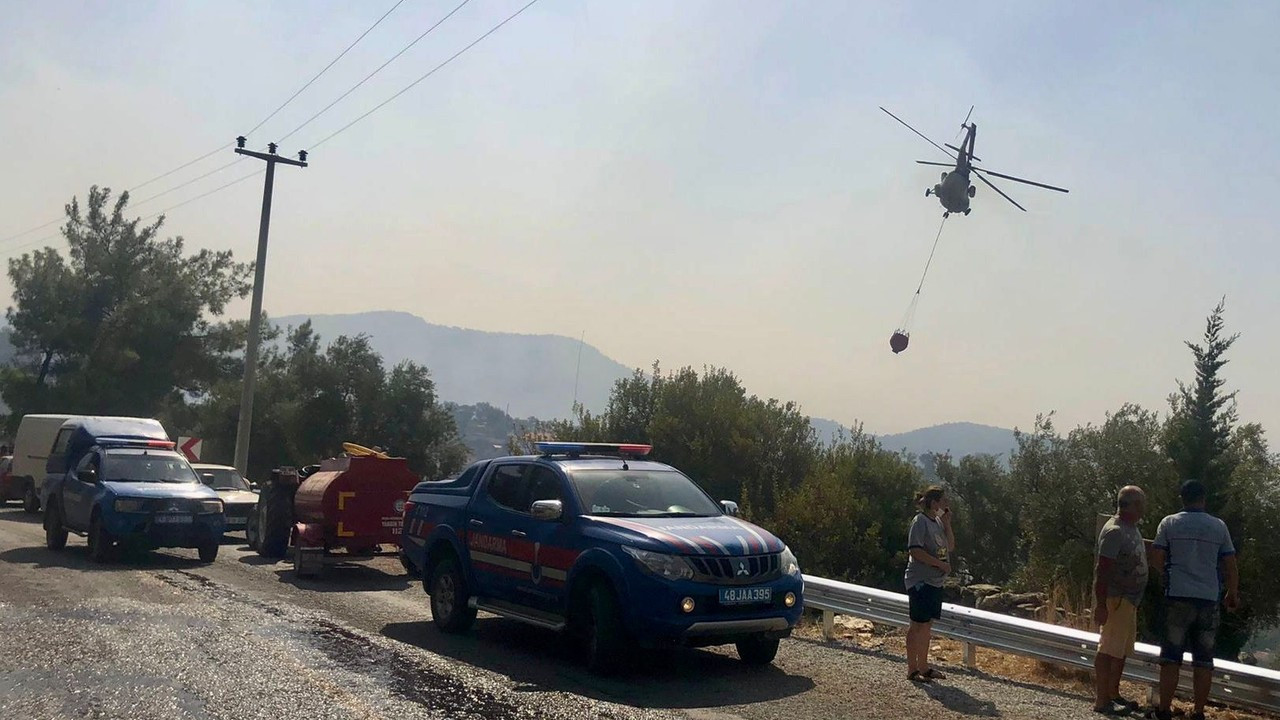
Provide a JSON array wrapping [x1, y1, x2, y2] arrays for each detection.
[[1, 186, 466, 481]]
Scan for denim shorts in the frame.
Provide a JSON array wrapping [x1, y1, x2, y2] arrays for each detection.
[[908, 582, 944, 623], [1159, 597, 1220, 668]]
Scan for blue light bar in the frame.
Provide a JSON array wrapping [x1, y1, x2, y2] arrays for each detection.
[[535, 442, 652, 458]]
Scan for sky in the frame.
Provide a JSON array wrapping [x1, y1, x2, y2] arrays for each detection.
[[1, 1, 1278, 435]]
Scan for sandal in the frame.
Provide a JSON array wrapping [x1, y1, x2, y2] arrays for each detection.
[[922, 668, 947, 680], [908, 670, 930, 683]]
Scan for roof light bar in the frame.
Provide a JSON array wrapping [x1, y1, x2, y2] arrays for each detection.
[[96, 436, 176, 449], [535, 442, 652, 459]]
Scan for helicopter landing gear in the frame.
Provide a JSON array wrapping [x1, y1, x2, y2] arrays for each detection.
[[963, 208, 971, 216], [943, 211, 950, 219], [925, 188, 932, 197]]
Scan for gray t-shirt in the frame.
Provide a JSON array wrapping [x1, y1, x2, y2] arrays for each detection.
[[1154, 510, 1235, 602], [1096, 517, 1148, 606], [904, 512, 949, 590]]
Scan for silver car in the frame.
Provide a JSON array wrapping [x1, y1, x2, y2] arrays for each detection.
[[192, 463, 258, 532]]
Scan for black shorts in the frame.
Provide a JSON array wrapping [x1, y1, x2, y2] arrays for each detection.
[[1159, 597, 1220, 668], [908, 582, 944, 623]]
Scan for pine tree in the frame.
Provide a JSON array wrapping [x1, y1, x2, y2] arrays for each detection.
[[1166, 298, 1239, 513]]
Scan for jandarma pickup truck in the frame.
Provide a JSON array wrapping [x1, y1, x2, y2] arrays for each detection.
[[400, 442, 804, 674]]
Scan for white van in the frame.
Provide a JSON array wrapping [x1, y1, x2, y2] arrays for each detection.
[[13, 414, 77, 513]]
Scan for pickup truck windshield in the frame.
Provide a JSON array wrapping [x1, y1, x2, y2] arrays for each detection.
[[102, 450, 199, 484], [571, 469, 721, 517], [198, 468, 251, 491]]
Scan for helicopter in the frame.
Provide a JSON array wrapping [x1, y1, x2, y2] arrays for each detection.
[[880, 106, 1068, 217]]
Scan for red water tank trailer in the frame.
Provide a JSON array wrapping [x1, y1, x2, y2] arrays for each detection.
[[292, 455, 418, 553]]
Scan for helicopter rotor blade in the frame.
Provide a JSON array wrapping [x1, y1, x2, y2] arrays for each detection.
[[962, 105, 974, 127], [971, 169, 1027, 212], [945, 143, 981, 162], [915, 161, 954, 168], [880, 107, 955, 160], [969, 167, 1068, 193]]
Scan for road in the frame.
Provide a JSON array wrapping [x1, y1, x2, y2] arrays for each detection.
[[0, 506, 1104, 720]]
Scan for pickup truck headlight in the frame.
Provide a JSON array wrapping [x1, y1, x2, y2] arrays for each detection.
[[622, 546, 694, 581], [780, 546, 800, 576], [196, 499, 224, 514], [114, 498, 147, 513]]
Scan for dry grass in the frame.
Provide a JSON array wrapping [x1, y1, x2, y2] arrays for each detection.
[[794, 612, 1273, 720]]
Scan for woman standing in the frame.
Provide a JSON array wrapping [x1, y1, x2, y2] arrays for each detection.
[[904, 485, 955, 682]]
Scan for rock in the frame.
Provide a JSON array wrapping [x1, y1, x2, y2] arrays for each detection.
[[834, 616, 875, 634], [961, 584, 1003, 608], [1011, 603, 1040, 620], [942, 578, 964, 605], [978, 593, 1016, 613], [1009, 592, 1047, 606]]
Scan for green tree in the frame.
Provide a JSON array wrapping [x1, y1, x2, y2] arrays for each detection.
[[933, 453, 1022, 585], [3, 186, 250, 427], [1165, 298, 1239, 513]]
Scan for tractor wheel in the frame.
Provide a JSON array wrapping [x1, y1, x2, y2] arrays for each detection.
[[87, 514, 114, 563], [583, 582, 630, 675], [245, 506, 260, 551], [735, 634, 780, 666], [257, 482, 293, 559], [44, 502, 67, 551], [429, 556, 475, 633]]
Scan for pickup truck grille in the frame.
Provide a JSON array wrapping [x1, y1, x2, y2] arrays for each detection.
[[141, 498, 201, 513], [689, 553, 780, 585]]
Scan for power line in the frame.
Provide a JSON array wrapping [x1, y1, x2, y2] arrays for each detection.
[[132, 158, 247, 207], [0, 0, 407, 242], [248, 0, 410, 139], [277, 0, 473, 145], [310, 0, 542, 150]]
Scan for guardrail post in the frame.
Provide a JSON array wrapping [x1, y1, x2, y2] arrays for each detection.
[[963, 642, 976, 668], [823, 610, 834, 641]]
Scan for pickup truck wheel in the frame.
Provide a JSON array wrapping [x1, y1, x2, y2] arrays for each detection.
[[23, 485, 40, 514], [735, 634, 780, 666], [584, 583, 629, 675], [87, 515, 113, 563], [44, 503, 67, 551], [198, 542, 219, 563], [429, 557, 475, 633]]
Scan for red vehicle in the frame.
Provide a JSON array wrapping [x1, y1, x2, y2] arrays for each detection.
[[247, 453, 420, 578]]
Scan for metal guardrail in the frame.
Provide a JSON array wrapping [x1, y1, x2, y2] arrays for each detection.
[[803, 575, 1280, 714]]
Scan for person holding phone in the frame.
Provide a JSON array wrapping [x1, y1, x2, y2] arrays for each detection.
[[904, 485, 955, 682]]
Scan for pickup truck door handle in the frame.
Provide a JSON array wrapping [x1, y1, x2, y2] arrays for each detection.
[[510, 530, 527, 537], [468, 519, 484, 527]]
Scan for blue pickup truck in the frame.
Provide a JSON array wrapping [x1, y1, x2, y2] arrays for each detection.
[[41, 417, 226, 563], [401, 442, 804, 674]]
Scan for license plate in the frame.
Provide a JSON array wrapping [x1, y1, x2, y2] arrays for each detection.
[[155, 514, 193, 524], [719, 587, 772, 605]]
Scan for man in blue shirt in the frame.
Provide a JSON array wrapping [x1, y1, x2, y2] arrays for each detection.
[[1150, 479, 1239, 720]]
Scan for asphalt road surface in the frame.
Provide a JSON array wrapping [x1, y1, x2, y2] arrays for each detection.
[[0, 506, 1104, 720]]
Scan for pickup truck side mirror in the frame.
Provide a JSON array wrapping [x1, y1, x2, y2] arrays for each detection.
[[720, 500, 739, 516], [77, 469, 98, 485], [531, 499, 564, 522]]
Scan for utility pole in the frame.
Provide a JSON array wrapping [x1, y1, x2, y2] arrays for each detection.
[[231, 136, 308, 477]]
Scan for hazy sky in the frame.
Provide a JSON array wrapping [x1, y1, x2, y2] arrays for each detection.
[[2, 1, 1277, 435]]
